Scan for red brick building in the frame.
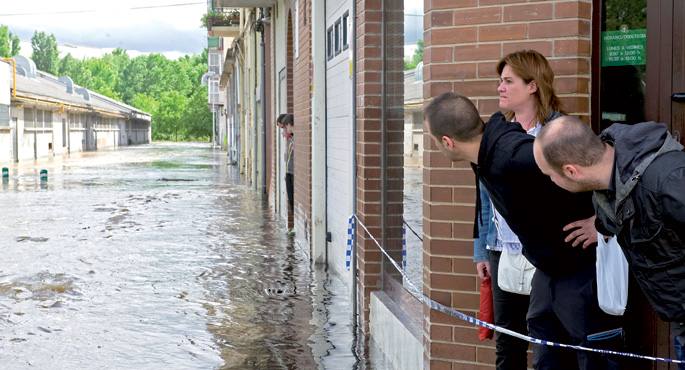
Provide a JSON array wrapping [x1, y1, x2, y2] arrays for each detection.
[[423, 1, 684, 369], [211, 0, 684, 368]]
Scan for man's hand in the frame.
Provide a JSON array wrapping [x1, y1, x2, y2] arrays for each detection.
[[476, 261, 491, 280], [563, 215, 598, 249]]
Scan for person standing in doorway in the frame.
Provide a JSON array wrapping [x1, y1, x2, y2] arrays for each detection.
[[534, 116, 685, 370], [282, 114, 295, 235]]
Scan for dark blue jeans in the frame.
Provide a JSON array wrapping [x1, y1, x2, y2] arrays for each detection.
[[527, 266, 622, 370], [675, 322, 685, 370]]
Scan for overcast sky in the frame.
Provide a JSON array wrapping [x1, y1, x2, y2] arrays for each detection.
[[0, 0, 423, 60], [0, 0, 207, 59]]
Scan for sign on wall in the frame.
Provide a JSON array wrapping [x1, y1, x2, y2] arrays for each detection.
[[601, 29, 647, 67]]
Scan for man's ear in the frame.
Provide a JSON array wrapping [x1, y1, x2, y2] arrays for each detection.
[[562, 164, 579, 179], [441, 135, 454, 150]]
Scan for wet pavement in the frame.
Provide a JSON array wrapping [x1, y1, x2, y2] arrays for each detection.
[[403, 166, 423, 287], [0, 143, 376, 370]]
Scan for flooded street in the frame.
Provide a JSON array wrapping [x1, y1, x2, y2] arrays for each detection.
[[0, 143, 367, 370], [403, 166, 423, 287]]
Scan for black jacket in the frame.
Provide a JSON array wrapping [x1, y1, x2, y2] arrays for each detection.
[[594, 122, 685, 322], [475, 112, 596, 276]]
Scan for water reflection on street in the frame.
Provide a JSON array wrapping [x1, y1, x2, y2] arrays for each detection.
[[403, 166, 423, 287], [0, 143, 369, 369]]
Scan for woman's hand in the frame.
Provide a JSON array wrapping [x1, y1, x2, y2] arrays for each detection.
[[476, 261, 491, 280]]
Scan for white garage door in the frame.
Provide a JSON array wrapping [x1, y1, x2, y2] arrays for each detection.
[[325, 0, 354, 283]]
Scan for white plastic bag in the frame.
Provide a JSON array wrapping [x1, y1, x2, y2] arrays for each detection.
[[498, 247, 535, 295], [596, 233, 629, 316]]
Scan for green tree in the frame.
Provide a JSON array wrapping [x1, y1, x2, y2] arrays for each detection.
[[31, 31, 59, 74], [605, 0, 646, 30], [58, 53, 79, 76], [0, 25, 21, 57], [82, 58, 120, 99], [404, 39, 424, 70], [182, 89, 212, 140], [57, 47, 211, 142]]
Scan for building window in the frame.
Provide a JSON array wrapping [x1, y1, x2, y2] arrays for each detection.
[[24, 108, 34, 128], [209, 51, 221, 76], [327, 26, 334, 61], [334, 19, 341, 55], [44, 110, 53, 129], [596, 0, 647, 131], [0, 105, 9, 126], [342, 11, 349, 50], [36, 110, 44, 129]]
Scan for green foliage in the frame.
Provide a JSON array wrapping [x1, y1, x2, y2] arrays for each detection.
[[605, 0, 647, 31], [57, 48, 212, 142], [404, 39, 424, 70], [0, 25, 20, 57], [3, 25, 213, 142], [201, 9, 241, 28], [31, 31, 59, 74]]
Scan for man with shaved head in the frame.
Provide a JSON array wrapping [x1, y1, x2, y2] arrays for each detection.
[[534, 116, 685, 368], [424, 92, 622, 370]]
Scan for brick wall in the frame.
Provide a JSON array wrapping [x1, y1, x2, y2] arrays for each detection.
[[381, 0, 407, 290], [355, 0, 384, 331], [354, 0, 406, 332], [423, 1, 591, 369], [293, 0, 313, 250]]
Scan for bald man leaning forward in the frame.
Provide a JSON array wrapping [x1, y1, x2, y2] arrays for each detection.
[[534, 116, 685, 369]]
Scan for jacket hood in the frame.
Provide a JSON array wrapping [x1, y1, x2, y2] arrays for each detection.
[[600, 122, 683, 205], [601, 122, 682, 183]]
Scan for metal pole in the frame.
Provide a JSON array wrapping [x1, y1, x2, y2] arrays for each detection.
[[350, 0, 358, 322], [260, 9, 267, 194]]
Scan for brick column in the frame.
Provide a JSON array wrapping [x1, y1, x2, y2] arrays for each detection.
[[423, 1, 591, 369], [353, 0, 406, 330], [381, 0, 406, 288], [355, 0, 383, 331], [293, 0, 313, 250]]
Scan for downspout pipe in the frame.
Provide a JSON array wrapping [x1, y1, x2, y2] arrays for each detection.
[[323, 0, 328, 265], [351, 0, 359, 325], [258, 8, 268, 194], [252, 14, 259, 190]]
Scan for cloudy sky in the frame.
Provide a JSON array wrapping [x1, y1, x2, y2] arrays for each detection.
[[0, 0, 423, 59], [0, 0, 207, 59]]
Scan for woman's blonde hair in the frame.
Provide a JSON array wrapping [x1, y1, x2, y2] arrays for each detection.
[[496, 50, 563, 125]]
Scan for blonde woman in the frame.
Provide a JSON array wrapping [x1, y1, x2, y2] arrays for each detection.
[[475, 50, 602, 370]]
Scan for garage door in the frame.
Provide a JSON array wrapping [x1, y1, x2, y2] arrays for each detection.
[[325, 0, 354, 282]]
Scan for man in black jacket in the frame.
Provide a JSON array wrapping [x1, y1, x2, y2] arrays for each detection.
[[424, 92, 621, 370], [534, 115, 685, 369]]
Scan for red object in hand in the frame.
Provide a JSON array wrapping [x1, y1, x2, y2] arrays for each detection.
[[478, 277, 494, 341]]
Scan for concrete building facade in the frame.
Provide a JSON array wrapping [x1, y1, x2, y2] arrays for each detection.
[[0, 56, 151, 164]]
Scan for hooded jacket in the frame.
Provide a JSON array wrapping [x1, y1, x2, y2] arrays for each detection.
[[475, 112, 596, 276], [593, 122, 685, 322]]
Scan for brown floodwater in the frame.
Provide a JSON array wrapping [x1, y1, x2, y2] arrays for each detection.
[[0, 143, 382, 370]]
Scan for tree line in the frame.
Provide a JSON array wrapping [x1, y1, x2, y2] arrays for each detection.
[[0, 26, 212, 141]]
